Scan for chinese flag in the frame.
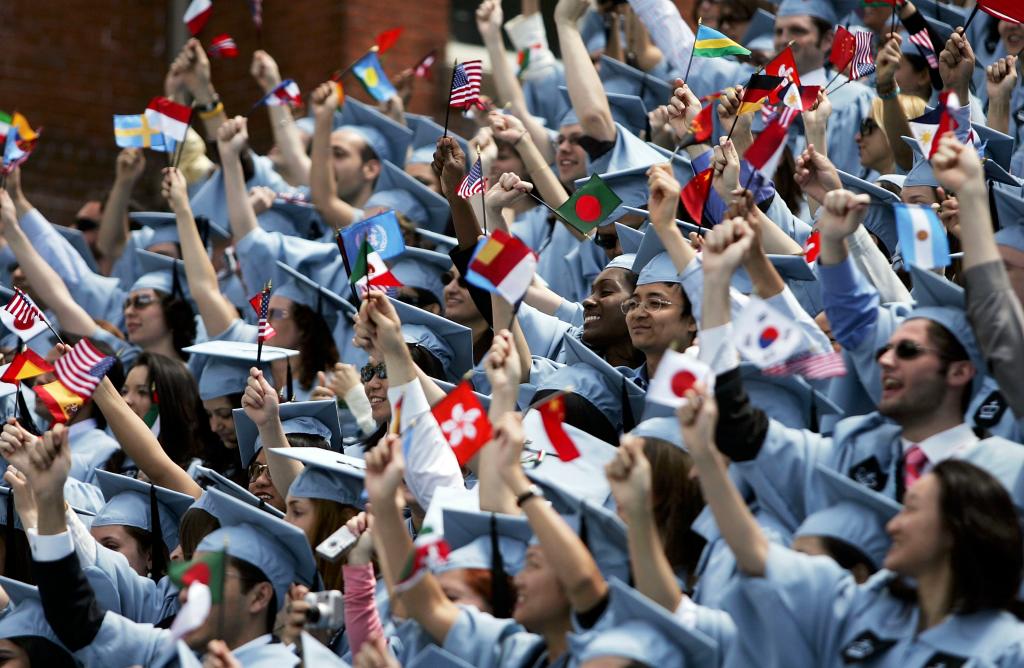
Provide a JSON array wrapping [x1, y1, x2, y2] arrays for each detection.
[[431, 381, 492, 466], [536, 394, 579, 462], [680, 168, 713, 226], [687, 104, 713, 145], [830, 27, 857, 72]]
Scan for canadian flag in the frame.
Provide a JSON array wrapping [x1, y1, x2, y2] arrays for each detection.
[[647, 349, 715, 408]]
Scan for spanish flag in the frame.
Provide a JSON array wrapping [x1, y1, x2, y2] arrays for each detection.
[[693, 24, 751, 59], [34, 379, 84, 423], [0, 350, 53, 384]]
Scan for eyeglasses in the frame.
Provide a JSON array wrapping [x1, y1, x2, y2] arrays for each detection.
[[859, 118, 879, 137], [440, 271, 469, 289], [620, 297, 677, 315], [248, 461, 272, 482], [594, 233, 618, 249], [360, 362, 387, 382], [268, 308, 290, 320], [123, 293, 158, 311], [875, 340, 945, 362]]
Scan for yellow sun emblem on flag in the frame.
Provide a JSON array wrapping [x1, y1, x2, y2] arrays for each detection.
[[363, 68, 379, 87], [916, 230, 929, 241], [921, 130, 933, 144]]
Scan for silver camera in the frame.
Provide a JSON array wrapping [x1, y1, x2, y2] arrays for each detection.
[[316, 525, 359, 562], [304, 590, 344, 630]]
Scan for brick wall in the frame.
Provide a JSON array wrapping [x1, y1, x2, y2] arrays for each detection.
[[0, 0, 451, 223]]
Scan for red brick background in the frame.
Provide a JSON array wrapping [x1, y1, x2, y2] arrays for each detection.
[[0, 0, 451, 223]]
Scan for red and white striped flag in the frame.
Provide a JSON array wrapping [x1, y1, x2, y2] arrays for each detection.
[[55, 338, 115, 399], [449, 60, 483, 109], [763, 350, 846, 379], [258, 80, 302, 108], [0, 288, 48, 342], [851, 31, 876, 80], [456, 157, 485, 199], [207, 34, 239, 59], [249, 288, 276, 343], [907, 28, 939, 68]]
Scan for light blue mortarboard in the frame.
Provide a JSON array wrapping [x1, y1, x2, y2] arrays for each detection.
[[131, 212, 229, 247], [973, 124, 1015, 172], [740, 363, 842, 430], [0, 577, 74, 656], [524, 410, 619, 510], [634, 250, 680, 286], [431, 377, 492, 409], [438, 508, 533, 575], [565, 333, 645, 424], [258, 199, 324, 239], [743, 9, 777, 51], [648, 142, 696, 186], [983, 158, 1021, 188], [569, 578, 719, 666], [837, 169, 900, 259], [630, 416, 686, 451], [182, 340, 293, 401], [367, 161, 450, 234], [405, 112, 470, 159], [389, 246, 454, 306], [574, 166, 650, 224], [390, 296, 474, 381], [796, 463, 902, 569], [193, 464, 285, 519], [900, 137, 939, 189], [55, 225, 100, 273], [615, 221, 644, 255], [558, 87, 649, 137], [234, 399, 342, 469], [606, 251, 637, 272], [339, 97, 415, 167], [272, 447, 366, 509], [532, 364, 623, 435], [275, 261, 357, 330], [417, 228, 458, 252], [92, 470, 196, 550], [598, 56, 673, 113], [776, 0, 838, 23], [197, 488, 318, 609], [130, 249, 189, 298], [407, 646, 475, 668], [769, 254, 824, 316], [994, 189, 1024, 240]]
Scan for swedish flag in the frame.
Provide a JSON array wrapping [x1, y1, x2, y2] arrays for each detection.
[[352, 52, 398, 102], [113, 114, 172, 152]]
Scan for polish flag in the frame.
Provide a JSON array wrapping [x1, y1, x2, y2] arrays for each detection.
[[183, 0, 212, 36]]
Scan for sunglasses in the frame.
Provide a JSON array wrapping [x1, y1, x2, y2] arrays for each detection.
[[875, 340, 944, 362], [248, 461, 272, 482], [360, 362, 388, 382], [859, 118, 879, 136], [594, 233, 618, 249], [441, 271, 470, 289], [123, 293, 158, 311]]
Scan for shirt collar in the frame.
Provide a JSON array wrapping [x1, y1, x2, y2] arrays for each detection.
[[229, 634, 273, 656], [902, 423, 978, 464], [67, 418, 98, 438]]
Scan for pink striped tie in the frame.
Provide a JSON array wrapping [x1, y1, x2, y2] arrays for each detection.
[[904, 445, 928, 489]]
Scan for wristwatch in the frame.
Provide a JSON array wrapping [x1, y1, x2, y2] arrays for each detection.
[[515, 484, 545, 508]]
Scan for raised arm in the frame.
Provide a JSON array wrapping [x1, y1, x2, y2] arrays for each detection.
[[92, 378, 202, 498], [984, 55, 1018, 136], [161, 168, 237, 338], [216, 117, 260, 241], [241, 367, 300, 498], [555, 0, 617, 143], [97, 148, 146, 271], [875, 35, 914, 171], [647, 163, 697, 272], [251, 50, 311, 186], [433, 138, 482, 250], [479, 331, 524, 514], [171, 39, 227, 139], [309, 82, 361, 230]]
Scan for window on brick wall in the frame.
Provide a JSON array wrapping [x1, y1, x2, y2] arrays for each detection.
[[448, 0, 564, 56]]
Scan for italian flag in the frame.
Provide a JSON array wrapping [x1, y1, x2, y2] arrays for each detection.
[[555, 174, 622, 235], [349, 240, 403, 296]]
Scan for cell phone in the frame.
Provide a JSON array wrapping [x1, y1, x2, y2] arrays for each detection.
[[316, 525, 359, 562]]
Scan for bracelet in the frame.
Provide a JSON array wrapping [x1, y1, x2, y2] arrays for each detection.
[[194, 96, 221, 113], [513, 130, 528, 146], [198, 101, 225, 120], [878, 86, 900, 101]]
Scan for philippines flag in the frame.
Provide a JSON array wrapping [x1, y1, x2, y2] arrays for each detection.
[[183, 0, 212, 36], [895, 203, 950, 270], [248, 289, 276, 342], [258, 80, 302, 108], [851, 31, 876, 80], [54, 338, 115, 399], [207, 34, 239, 59], [449, 60, 483, 109], [145, 97, 192, 142], [456, 158, 485, 199]]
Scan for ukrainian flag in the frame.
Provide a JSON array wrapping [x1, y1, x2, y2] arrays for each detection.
[[113, 114, 172, 152], [693, 24, 751, 58], [352, 52, 398, 102]]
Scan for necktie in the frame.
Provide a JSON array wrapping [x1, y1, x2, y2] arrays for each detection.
[[904, 445, 928, 490]]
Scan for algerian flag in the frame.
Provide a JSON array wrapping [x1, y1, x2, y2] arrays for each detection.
[[555, 174, 622, 235], [168, 550, 226, 603], [349, 240, 403, 295], [169, 581, 211, 640]]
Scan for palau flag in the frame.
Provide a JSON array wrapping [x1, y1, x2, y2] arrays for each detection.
[[113, 114, 171, 152], [352, 51, 398, 102]]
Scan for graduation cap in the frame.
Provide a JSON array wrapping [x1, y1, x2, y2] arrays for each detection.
[[630, 416, 686, 451], [275, 260, 357, 329], [598, 56, 673, 113], [836, 169, 901, 260], [258, 199, 324, 239], [906, 265, 983, 389], [271, 446, 366, 509], [431, 377, 491, 409], [0, 577, 74, 657], [390, 295, 474, 381], [559, 87, 649, 138], [994, 191, 1024, 252], [909, 0, 968, 26], [367, 161, 451, 234], [388, 245, 454, 307], [234, 399, 343, 469], [301, 631, 351, 667], [193, 464, 285, 519], [569, 577, 720, 667], [567, 333, 645, 427], [183, 340, 295, 401], [900, 137, 940, 189], [339, 97, 415, 167], [740, 363, 842, 431], [647, 142, 696, 186], [776, 0, 838, 23], [417, 228, 458, 252], [523, 408, 618, 509], [796, 463, 902, 569], [743, 8, 777, 51], [92, 469, 195, 553], [768, 254, 824, 316], [196, 488, 318, 609], [615, 220, 645, 255], [631, 220, 704, 286], [973, 124, 1016, 173], [55, 225, 100, 273], [131, 211, 230, 248], [405, 112, 470, 159], [130, 248, 189, 299], [407, 646, 475, 668], [983, 158, 1021, 188]]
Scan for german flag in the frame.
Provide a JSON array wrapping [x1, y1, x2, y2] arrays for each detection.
[[737, 74, 786, 115]]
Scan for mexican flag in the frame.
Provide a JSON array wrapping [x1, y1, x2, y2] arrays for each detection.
[[555, 174, 622, 235], [349, 239, 403, 296]]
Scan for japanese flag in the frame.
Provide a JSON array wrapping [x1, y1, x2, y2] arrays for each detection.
[[734, 298, 802, 367], [647, 349, 715, 408]]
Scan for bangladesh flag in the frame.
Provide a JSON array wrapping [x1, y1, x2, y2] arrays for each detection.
[[168, 550, 226, 603], [555, 174, 623, 235]]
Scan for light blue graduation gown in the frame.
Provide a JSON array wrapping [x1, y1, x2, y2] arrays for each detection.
[[89, 543, 180, 624], [522, 66, 569, 132], [723, 544, 1024, 667], [67, 424, 121, 487]]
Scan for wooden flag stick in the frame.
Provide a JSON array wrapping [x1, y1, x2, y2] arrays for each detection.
[[442, 59, 459, 137]]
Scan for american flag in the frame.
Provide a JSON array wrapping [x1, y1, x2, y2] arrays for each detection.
[[414, 49, 437, 80], [851, 32, 876, 80], [449, 60, 483, 109], [5, 288, 42, 324], [249, 287, 276, 343], [907, 28, 939, 68], [207, 34, 239, 59], [763, 350, 847, 379], [456, 158, 485, 199], [55, 338, 115, 399]]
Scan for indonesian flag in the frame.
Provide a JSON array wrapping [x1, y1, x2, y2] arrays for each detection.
[[431, 381, 492, 466], [395, 527, 451, 593], [647, 349, 715, 408], [734, 298, 802, 368], [145, 97, 192, 142], [183, 0, 212, 36], [259, 80, 302, 108], [0, 288, 48, 342]]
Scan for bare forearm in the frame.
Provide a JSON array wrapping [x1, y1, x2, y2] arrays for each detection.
[[449, 192, 484, 250], [267, 106, 311, 185], [881, 100, 913, 171], [174, 207, 236, 338], [221, 152, 259, 239], [556, 20, 616, 142], [744, 253, 785, 299], [625, 507, 681, 611], [701, 274, 732, 330], [310, 119, 356, 229], [651, 222, 696, 273], [956, 185, 1001, 269], [987, 95, 1011, 135], [97, 180, 134, 261]]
